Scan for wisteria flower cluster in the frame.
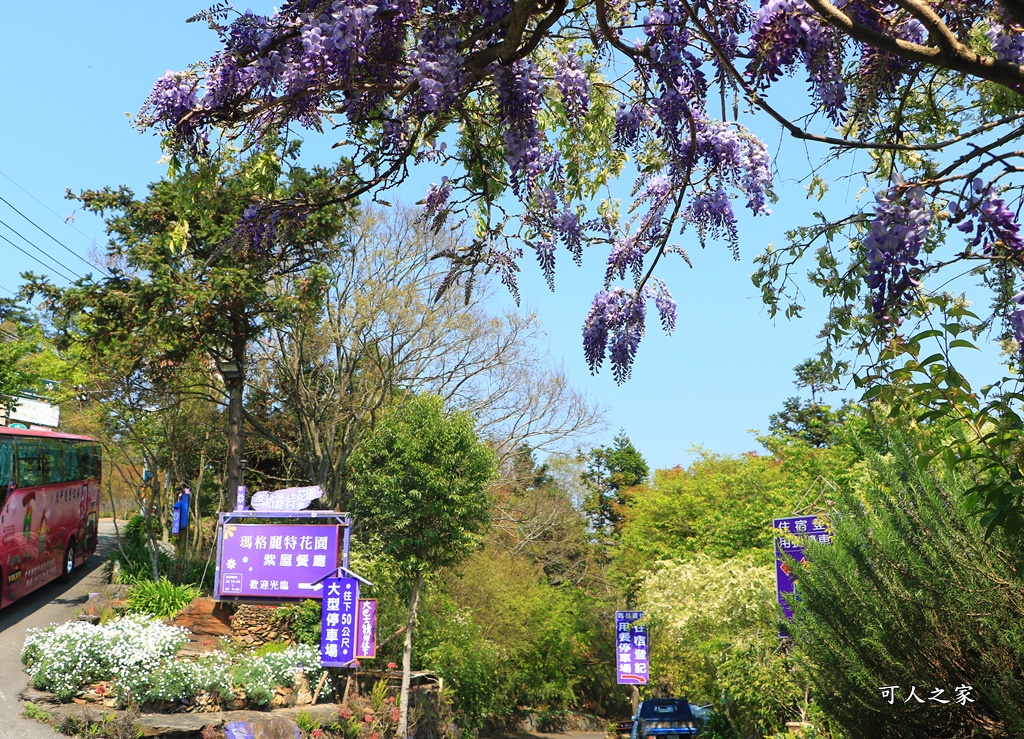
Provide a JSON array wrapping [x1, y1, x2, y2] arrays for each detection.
[[554, 50, 591, 126], [986, 18, 1024, 64], [862, 181, 932, 322], [950, 179, 1024, 255], [582, 281, 676, 383]]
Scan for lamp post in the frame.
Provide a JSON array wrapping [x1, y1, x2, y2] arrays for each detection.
[[217, 358, 245, 508]]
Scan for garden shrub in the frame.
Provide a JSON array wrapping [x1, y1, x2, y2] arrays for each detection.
[[22, 615, 187, 702], [124, 578, 201, 619], [271, 599, 322, 645], [789, 432, 1024, 738], [104, 515, 173, 583]]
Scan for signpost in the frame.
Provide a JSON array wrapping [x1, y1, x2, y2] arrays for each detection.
[[355, 599, 377, 659], [250, 485, 324, 511], [321, 577, 359, 667], [774, 514, 831, 625], [615, 611, 649, 685], [213, 511, 350, 603], [213, 502, 374, 670]]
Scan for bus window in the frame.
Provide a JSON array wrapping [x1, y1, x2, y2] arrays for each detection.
[[41, 439, 62, 485], [62, 441, 79, 482], [78, 443, 100, 479], [16, 439, 42, 487]]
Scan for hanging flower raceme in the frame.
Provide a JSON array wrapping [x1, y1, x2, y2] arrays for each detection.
[[863, 181, 932, 323]]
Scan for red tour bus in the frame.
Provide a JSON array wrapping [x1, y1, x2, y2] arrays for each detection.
[[0, 426, 101, 607]]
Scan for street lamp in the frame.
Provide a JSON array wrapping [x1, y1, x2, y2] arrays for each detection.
[[217, 359, 243, 381]]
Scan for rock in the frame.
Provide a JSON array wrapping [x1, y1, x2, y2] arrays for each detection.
[[139, 712, 223, 737], [225, 716, 302, 739], [294, 674, 313, 706], [19, 687, 60, 705], [78, 584, 132, 619], [80, 689, 105, 703], [270, 687, 295, 709], [171, 598, 234, 636]]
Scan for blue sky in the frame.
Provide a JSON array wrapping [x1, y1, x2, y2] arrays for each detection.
[[0, 4, 1003, 471]]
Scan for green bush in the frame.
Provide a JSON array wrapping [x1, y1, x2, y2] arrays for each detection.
[[104, 516, 173, 583], [790, 430, 1024, 737], [271, 599, 322, 645], [255, 641, 290, 657], [124, 578, 200, 619], [22, 616, 187, 702]]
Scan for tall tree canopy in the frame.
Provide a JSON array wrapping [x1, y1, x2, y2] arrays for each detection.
[[348, 393, 496, 739], [26, 147, 347, 497]]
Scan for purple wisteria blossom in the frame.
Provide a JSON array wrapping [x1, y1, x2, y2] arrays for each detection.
[[950, 179, 1024, 254], [863, 181, 931, 322]]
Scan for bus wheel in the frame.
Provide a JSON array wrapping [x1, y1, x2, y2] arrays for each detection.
[[59, 539, 75, 583]]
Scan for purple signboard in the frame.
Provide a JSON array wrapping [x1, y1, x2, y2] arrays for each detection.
[[355, 599, 377, 659], [774, 515, 831, 621], [216, 523, 340, 599], [321, 577, 359, 667], [615, 611, 649, 684]]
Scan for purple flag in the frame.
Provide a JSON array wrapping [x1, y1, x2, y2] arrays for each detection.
[[774, 515, 831, 621]]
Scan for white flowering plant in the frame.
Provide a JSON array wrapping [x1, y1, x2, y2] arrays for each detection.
[[22, 616, 331, 706]]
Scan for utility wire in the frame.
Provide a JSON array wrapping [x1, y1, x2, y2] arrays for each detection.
[[0, 230, 76, 282], [0, 169, 100, 245], [0, 218, 81, 279], [0, 193, 110, 278]]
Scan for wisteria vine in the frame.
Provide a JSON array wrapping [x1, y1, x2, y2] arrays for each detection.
[[140, 0, 1024, 381]]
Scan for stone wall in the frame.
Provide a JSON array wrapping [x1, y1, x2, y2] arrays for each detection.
[[229, 603, 296, 647], [168, 598, 299, 651]]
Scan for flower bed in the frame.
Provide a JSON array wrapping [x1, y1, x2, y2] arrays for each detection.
[[21, 614, 331, 709]]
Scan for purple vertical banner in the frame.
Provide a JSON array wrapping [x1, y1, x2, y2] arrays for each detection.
[[180, 489, 190, 530], [774, 515, 831, 622], [321, 577, 359, 667], [235, 485, 248, 511], [217, 523, 339, 599], [355, 599, 377, 659], [615, 611, 649, 684]]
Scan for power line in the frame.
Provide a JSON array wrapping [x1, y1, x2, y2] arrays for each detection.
[[0, 192, 111, 278], [0, 217, 82, 280], [0, 230, 77, 282], [0, 168, 99, 246]]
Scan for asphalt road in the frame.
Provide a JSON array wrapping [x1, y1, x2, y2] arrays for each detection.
[[0, 519, 118, 737]]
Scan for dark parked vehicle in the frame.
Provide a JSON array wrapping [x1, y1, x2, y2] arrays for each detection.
[[630, 698, 702, 739]]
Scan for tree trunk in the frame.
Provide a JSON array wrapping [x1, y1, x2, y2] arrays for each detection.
[[398, 570, 425, 739], [146, 471, 161, 581], [161, 473, 171, 544], [225, 348, 245, 507]]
